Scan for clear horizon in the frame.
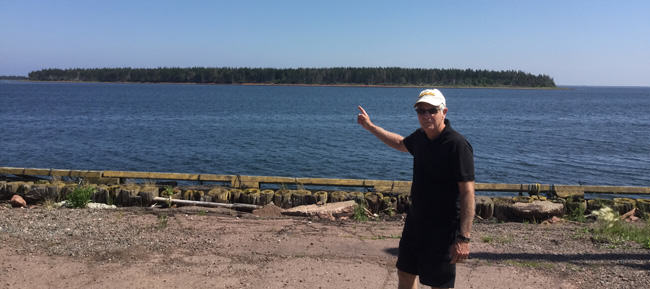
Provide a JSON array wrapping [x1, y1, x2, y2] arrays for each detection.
[[2, 0, 649, 86]]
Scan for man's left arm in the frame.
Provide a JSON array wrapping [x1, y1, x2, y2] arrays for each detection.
[[451, 180, 475, 264]]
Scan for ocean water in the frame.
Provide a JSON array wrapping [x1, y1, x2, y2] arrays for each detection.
[[1, 81, 649, 188]]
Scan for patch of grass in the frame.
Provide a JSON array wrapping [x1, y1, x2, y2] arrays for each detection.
[[567, 204, 587, 222], [591, 217, 650, 249], [198, 210, 207, 216], [158, 214, 168, 229], [66, 186, 95, 208], [352, 202, 368, 222], [480, 234, 513, 244], [505, 260, 554, 269], [43, 199, 56, 210], [371, 234, 401, 240]]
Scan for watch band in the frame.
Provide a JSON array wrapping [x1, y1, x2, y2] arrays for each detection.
[[456, 234, 471, 243]]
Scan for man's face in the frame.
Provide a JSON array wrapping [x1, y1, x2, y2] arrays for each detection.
[[415, 103, 447, 133]]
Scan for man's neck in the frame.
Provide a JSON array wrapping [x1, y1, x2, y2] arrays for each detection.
[[423, 123, 445, 140]]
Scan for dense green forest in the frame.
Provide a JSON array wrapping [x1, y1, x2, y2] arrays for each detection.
[[0, 75, 28, 80], [28, 67, 555, 87]]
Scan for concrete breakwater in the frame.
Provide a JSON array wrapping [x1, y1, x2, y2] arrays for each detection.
[[1, 166, 650, 221]]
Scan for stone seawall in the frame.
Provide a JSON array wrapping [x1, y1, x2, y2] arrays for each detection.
[[2, 180, 649, 221]]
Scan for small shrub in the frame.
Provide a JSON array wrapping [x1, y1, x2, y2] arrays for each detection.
[[158, 214, 168, 229], [590, 207, 650, 248], [66, 186, 95, 208], [353, 202, 368, 222]]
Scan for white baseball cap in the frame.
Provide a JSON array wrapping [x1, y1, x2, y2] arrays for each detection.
[[414, 89, 446, 108]]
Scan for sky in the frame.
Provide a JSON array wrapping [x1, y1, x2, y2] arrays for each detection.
[[1, 0, 649, 86]]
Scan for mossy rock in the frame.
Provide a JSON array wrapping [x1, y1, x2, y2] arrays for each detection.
[[23, 183, 57, 203], [139, 186, 160, 205], [329, 191, 348, 203], [291, 189, 314, 207], [92, 185, 111, 204], [512, 196, 533, 203], [208, 187, 230, 203], [259, 189, 275, 205], [396, 193, 410, 213], [612, 198, 636, 215], [475, 196, 494, 219], [637, 199, 650, 218], [586, 199, 615, 213], [230, 189, 243, 203], [0, 181, 7, 199], [564, 198, 587, 216], [381, 196, 397, 216], [48, 182, 67, 201], [313, 191, 328, 204], [60, 184, 80, 200], [348, 191, 365, 204], [4, 182, 33, 197], [242, 188, 261, 204], [531, 195, 547, 201], [364, 192, 384, 213], [116, 185, 141, 206], [274, 189, 294, 209]]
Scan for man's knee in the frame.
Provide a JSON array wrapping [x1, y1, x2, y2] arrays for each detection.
[[397, 269, 417, 289]]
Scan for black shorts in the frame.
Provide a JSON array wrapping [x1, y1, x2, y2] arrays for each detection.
[[396, 218, 457, 288]]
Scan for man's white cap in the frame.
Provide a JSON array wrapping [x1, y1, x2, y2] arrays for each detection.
[[414, 89, 446, 108]]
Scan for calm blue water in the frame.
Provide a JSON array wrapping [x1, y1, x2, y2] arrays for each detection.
[[1, 80, 649, 187]]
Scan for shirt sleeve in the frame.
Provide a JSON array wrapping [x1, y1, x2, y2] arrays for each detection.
[[452, 138, 475, 182], [403, 129, 420, 156]]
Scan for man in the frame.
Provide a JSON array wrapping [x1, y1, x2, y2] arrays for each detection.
[[357, 89, 475, 289]]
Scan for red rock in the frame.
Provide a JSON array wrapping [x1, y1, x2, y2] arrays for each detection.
[[10, 195, 27, 208]]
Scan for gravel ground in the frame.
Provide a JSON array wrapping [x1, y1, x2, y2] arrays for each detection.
[[0, 203, 648, 289]]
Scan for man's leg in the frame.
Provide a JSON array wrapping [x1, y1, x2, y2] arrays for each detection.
[[397, 269, 417, 289]]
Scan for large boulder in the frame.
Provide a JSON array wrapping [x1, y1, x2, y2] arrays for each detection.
[[475, 196, 494, 219], [364, 192, 384, 213], [208, 187, 230, 203], [139, 186, 160, 205], [10, 195, 27, 208], [282, 200, 356, 220], [495, 199, 564, 222]]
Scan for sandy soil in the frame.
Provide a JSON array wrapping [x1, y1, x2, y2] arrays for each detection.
[[0, 204, 648, 289]]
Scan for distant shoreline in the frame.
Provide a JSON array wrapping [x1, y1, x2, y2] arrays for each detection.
[[11, 79, 565, 90]]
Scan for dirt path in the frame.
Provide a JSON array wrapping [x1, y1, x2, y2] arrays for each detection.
[[0, 205, 648, 289]]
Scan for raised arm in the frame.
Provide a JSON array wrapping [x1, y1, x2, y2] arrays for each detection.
[[356, 106, 408, 152]]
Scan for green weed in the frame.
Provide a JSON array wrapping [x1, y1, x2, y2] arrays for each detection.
[[371, 234, 401, 240], [590, 207, 650, 248], [66, 186, 95, 208], [158, 214, 168, 229], [353, 202, 368, 222]]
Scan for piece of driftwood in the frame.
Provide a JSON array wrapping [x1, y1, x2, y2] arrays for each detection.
[[152, 197, 261, 210]]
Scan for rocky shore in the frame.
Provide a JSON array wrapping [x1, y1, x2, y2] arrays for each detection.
[[1, 203, 648, 289]]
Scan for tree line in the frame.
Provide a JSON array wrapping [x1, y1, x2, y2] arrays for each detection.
[[28, 67, 556, 87]]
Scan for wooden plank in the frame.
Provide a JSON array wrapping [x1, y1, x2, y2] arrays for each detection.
[[581, 185, 650, 195], [198, 174, 234, 182], [3, 167, 649, 195], [553, 185, 584, 198], [22, 168, 51, 176], [69, 170, 102, 178], [49, 169, 72, 177], [102, 171, 199, 181], [152, 197, 261, 210], [0, 167, 25, 175]]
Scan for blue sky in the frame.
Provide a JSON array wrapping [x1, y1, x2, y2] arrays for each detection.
[[1, 0, 649, 86]]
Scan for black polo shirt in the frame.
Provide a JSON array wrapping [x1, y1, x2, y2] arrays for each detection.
[[403, 119, 474, 224]]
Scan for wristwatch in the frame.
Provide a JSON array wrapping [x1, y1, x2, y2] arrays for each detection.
[[456, 234, 471, 243]]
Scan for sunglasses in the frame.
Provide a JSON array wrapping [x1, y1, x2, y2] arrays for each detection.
[[415, 107, 440, 115]]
